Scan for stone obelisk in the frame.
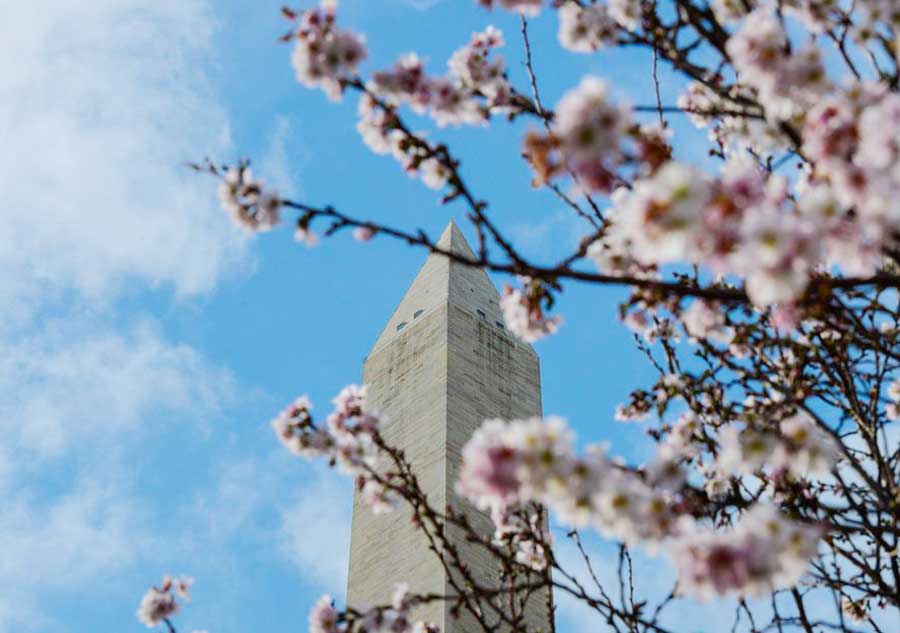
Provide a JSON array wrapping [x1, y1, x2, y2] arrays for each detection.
[[346, 220, 548, 632]]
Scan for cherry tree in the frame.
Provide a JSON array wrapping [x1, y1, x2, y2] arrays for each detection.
[[148, 1, 900, 631]]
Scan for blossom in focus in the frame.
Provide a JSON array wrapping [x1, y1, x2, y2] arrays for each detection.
[[272, 386, 399, 514], [499, 277, 562, 343], [492, 507, 553, 571], [597, 155, 823, 308], [671, 504, 821, 600], [458, 416, 684, 548], [217, 166, 281, 232], [368, 27, 511, 128], [290, 1, 367, 101], [308, 586, 437, 633], [356, 95, 451, 188], [136, 575, 194, 628], [448, 26, 512, 110]]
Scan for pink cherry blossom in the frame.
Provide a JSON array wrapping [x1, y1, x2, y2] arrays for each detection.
[[681, 300, 734, 344], [552, 76, 630, 192], [309, 595, 340, 633], [672, 505, 821, 600], [290, 1, 367, 101], [353, 226, 376, 242], [217, 166, 280, 233], [136, 576, 194, 628], [558, 3, 618, 53], [500, 278, 563, 343]]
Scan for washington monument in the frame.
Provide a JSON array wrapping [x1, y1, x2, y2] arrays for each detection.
[[346, 220, 549, 631]]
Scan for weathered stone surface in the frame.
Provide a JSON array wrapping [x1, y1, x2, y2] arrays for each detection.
[[347, 221, 550, 632]]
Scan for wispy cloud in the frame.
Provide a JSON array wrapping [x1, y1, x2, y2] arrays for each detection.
[[0, 0, 249, 629], [278, 469, 353, 593], [398, 0, 448, 11], [259, 116, 305, 201], [0, 0, 246, 328]]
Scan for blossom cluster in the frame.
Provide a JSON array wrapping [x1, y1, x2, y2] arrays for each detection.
[[726, 9, 829, 121], [355, 25, 516, 189], [288, 1, 367, 101], [681, 300, 734, 345], [368, 25, 511, 128], [356, 95, 451, 190], [217, 165, 281, 233], [523, 11, 891, 312], [801, 84, 900, 275], [491, 506, 552, 571], [677, 80, 787, 155], [715, 411, 839, 480], [457, 417, 682, 548], [309, 586, 438, 633], [499, 276, 563, 343], [136, 575, 193, 628], [594, 154, 829, 307], [272, 386, 400, 514], [557, 3, 619, 53], [671, 504, 821, 601], [457, 414, 823, 598], [524, 76, 632, 192]]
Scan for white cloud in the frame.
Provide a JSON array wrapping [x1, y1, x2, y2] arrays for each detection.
[[0, 0, 252, 629], [180, 454, 353, 600], [506, 208, 591, 260], [397, 0, 448, 10], [278, 470, 353, 592], [259, 116, 304, 201], [0, 477, 153, 632], [0, 318, 237, 632], [189, 454, 353, 593], [0, 0, 246, 327], [0, 320, 234, 466]]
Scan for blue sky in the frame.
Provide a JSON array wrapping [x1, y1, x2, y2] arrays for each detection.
[[1, 2, 814, 632]]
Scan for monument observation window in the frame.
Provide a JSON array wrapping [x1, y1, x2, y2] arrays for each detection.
[[414, 309, 424, 319], [396, 322, 407, 331]]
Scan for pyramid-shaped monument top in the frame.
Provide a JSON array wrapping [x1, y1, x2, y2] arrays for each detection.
[[369, 220, 508, 355]]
